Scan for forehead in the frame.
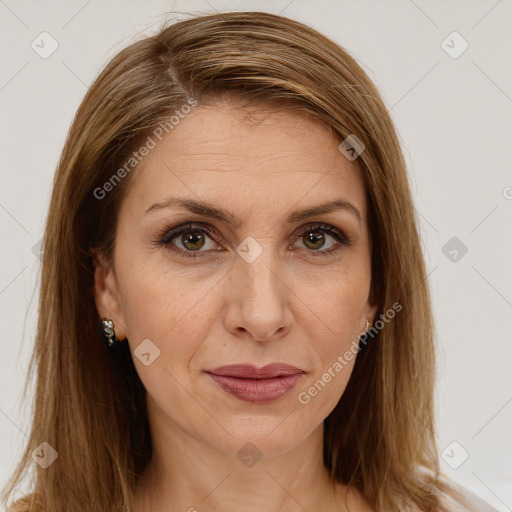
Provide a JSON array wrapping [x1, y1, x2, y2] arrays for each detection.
[[123, 102, 368, 224]]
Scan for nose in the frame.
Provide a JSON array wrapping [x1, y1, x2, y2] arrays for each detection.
[[223, 247, 292, 342]]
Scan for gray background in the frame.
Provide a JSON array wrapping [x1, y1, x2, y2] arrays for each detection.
[[1, 0, 511, 510]]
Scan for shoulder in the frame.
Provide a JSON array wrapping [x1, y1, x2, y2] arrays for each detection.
[[335, 478, 500, 512], [437, 477, 500, 512]]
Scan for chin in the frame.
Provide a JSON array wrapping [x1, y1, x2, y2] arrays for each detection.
[[204, 416, 314, 460]]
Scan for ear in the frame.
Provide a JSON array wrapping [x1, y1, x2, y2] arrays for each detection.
[[365, 301, 379, 327], [362, 285, 380, 331], [91, 249, 128, 340]]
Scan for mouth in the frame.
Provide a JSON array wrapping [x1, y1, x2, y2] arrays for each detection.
[[204, 363, 305, 404]]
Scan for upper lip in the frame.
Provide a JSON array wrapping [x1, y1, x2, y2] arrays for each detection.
[[205, 363, 305, 379]]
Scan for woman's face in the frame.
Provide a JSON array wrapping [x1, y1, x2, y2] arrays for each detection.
[[94, 101, 378, 458]]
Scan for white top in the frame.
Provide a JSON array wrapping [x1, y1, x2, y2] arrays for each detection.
[[439, 478, 501, 512]]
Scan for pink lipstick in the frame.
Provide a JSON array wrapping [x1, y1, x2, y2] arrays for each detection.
[[205, 363, 305, 403]]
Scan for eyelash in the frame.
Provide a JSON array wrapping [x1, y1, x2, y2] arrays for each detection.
[[155, 222, 352, 259]]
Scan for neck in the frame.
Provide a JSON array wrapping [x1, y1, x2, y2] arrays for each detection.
[[132, 398, 353, 512]]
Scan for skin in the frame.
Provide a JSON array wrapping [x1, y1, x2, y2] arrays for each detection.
[[93, 101, 378, 512]]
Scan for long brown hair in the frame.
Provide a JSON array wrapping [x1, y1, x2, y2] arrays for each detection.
[[2, 11, 451, 511]]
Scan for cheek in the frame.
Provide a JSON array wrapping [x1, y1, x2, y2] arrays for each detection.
[[296, 270, 370, 410], [306, 268, 370, 354], [116, 248, 220, 340], [116, 265, 218, 413]]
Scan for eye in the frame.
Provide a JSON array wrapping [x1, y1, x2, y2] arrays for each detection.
[[156, 222, 352, 259], [291, 223, 351, 255], [157, 223, 220, 258]]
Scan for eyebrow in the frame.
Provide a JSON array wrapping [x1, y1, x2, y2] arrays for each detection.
[[145, 196, 362, 226]]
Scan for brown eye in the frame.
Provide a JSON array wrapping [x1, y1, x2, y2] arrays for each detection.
[[156, 222, 351, 260], [293, 223, 351, 255], [159, 223, 220, 258], [178, 229, 207, 251], [301, 230, 329, 250]]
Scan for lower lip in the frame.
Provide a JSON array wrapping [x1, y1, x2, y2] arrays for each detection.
[[206, 373, 303, 403]]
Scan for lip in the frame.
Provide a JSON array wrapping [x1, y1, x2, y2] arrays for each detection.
[[205, 363, 305, 403]]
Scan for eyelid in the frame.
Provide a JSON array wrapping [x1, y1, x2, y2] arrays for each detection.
[[157, 222, 218, 245], [293, 223, 351, 245]]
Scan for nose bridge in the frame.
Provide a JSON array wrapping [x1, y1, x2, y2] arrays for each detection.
[[237, 240, 283, 307], [225, 239, 289, 340]]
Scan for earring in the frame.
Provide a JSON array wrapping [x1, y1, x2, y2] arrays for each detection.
[[100, 318, 123, 349], [359, 319, 373, 344]]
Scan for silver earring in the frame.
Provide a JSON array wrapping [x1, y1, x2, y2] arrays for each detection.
[[101, 318, 123, 349]]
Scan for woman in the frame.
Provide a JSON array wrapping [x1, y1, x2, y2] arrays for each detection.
[[1, 11, 499, 512]]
